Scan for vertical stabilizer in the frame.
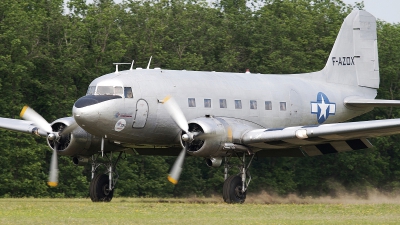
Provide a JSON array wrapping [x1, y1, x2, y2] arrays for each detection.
[[323, 9, 379, 89]]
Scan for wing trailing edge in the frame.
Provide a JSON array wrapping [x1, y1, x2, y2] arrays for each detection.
[[242, 119, 400, 157], [251, 138, 373, 158]]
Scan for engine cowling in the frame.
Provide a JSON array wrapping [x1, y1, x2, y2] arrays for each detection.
[[47, 117, 121, 157], [181, 116, 262, 158]]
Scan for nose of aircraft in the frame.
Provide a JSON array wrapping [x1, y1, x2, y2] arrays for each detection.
[[73, 95, 122, 127]]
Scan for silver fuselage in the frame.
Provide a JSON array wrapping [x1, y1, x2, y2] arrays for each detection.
[[72, 69, 376, 149]]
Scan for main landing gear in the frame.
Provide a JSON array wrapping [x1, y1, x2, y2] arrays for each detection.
[[87, 149, 253, 203], [89, 151, 123, 202], [222, 152, 255, 204]]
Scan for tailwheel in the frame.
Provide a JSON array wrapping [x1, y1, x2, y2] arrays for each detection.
[[90, 174, 114, 202], [223, 175, 246, 204]]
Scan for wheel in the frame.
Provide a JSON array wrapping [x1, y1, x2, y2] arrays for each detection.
[[222, 175, 234, 202], [89, 174, 114, 202], [223, 175, 246, 204]]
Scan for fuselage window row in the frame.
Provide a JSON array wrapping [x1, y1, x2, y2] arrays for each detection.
[[188, 98, 281, 110]]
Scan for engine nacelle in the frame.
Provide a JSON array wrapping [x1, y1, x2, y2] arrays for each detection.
[[47, 117, 122, 157], [182, 116, 262, 158]]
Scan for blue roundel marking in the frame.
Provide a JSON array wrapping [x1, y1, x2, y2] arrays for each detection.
[[310, 92, 336, 124]]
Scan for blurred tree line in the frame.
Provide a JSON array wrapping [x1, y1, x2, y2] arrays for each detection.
[[0, 0, 400, 198]]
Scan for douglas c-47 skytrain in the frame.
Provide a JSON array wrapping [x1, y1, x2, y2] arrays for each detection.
[[1, 9, 400, 203]]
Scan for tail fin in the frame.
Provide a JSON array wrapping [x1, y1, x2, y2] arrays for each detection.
[[323, 9, 379, 89]]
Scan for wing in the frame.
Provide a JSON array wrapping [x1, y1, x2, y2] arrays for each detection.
[[0, 117, 47, 136], [242, 119, 400, 157]]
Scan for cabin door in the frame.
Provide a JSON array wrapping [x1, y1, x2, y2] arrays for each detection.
[[132, 99, 149, 128], [290, 89, 301, 125]]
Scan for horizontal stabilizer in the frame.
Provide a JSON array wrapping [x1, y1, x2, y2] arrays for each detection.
[[345, 98, 400, 107]]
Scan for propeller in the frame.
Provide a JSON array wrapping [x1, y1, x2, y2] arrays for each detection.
[[163, 96, 205, 185], [20, 106, 53, 134], [20, 106, 77, 187], [60, 122, 78, 135], [47, 122, 78, 187], [162, 96, 189, 133], [47, 144, 59, 187], [167, 147, 186, 185]]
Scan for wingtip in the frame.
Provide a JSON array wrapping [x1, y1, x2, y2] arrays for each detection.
[[20, 105, 29, 118]]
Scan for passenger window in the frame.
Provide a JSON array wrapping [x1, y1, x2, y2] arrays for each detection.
[[280, 102, 286, 111], [124, 87, 133, 98], [235, 100, 242, 109], [265, 101, 272, 110], [204, 99, 211, 108], [220, 99, 227, 108], [250, 100, 257, 109], [188, 98, 196, 107]]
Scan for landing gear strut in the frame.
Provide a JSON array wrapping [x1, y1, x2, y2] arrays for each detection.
[[222, 152, 255, 204], [89, 151, 123, 202]]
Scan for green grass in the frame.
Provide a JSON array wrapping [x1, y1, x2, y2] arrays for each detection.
[[0, 198, 400, 224]]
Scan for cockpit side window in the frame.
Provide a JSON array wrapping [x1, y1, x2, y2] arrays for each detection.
[[86, 86, 96, 95], [124, 87, 133, 98]]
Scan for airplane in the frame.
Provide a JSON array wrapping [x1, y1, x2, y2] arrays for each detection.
[[1, 9, 399, 203]]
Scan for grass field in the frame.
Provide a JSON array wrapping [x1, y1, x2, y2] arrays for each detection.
[[1, 197, 400, 224]]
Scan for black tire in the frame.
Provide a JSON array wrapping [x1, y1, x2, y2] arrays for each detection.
[[222, 175, 234, 203], [222, 175, 246, 204], [89, 174, 114, 202]]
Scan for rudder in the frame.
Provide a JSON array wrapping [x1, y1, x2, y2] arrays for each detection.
[[323, 9, 379, 89]]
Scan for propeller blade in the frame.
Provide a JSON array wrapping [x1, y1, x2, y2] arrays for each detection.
[[47, 144, 59, 187], [20, 106, 53, 133], [168, 148, 186, 185], [162, 96, 189, 133], [60, 121, 78, 135]]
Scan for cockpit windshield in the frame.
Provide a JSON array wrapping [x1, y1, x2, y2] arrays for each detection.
[[96, 86, 122, 95], [86, 86, 96, 95], [86, 85, 133, 98]]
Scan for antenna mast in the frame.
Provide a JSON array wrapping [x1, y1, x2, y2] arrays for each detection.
[[146, 56, 152, 69]]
